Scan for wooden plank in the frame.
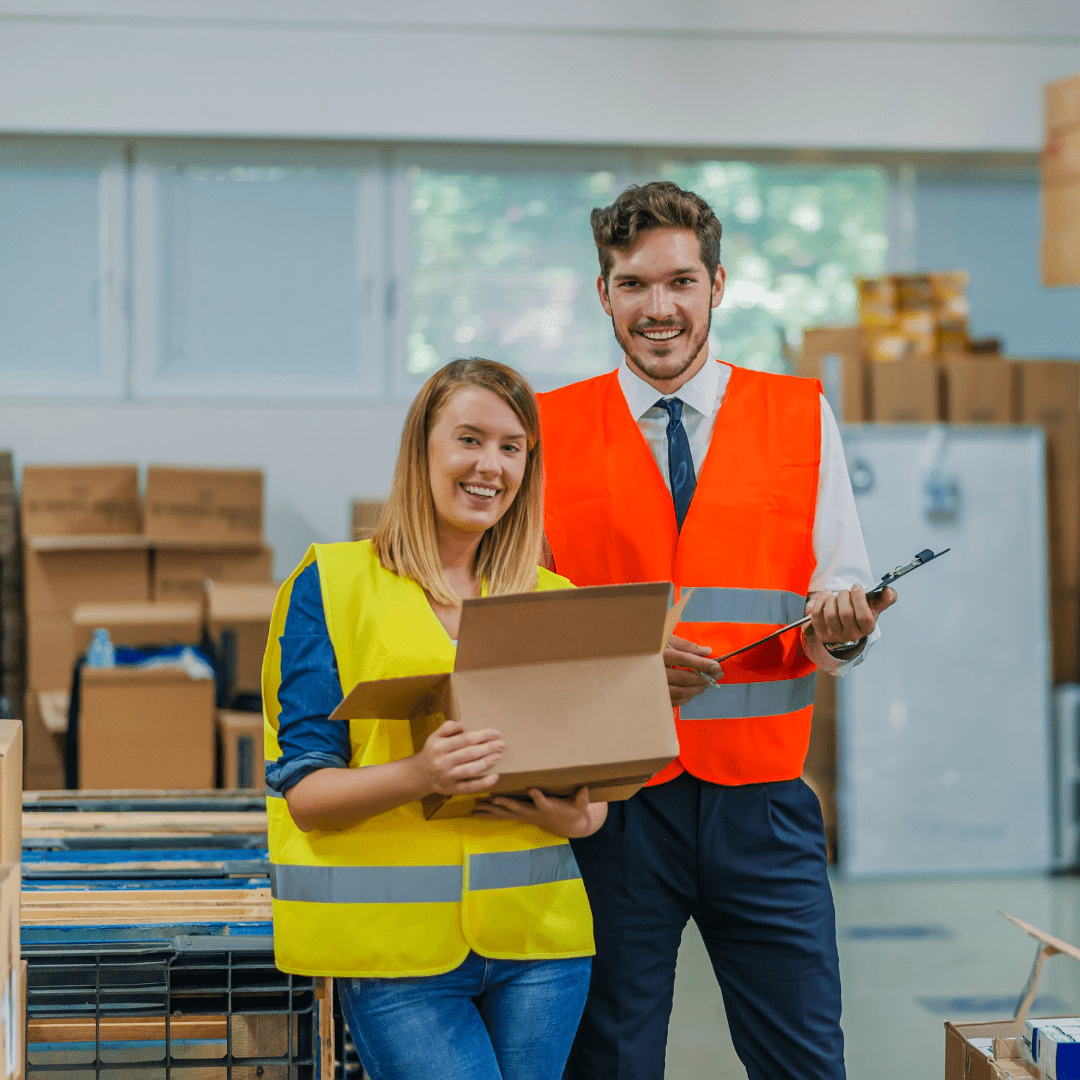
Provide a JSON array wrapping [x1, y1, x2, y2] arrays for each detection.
[[29, 1016, 228, 1043]]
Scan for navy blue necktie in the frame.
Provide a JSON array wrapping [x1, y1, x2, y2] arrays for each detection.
[[657, 397, 696, 529]]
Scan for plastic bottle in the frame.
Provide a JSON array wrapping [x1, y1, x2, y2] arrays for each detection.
[[85, 628, 116, 669]]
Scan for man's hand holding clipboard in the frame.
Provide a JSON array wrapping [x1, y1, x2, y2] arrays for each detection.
[[664, 549, 948, 706]]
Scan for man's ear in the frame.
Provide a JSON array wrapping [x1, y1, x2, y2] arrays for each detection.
[[597, 274, 613, 317], [711, 264, 727, 310]]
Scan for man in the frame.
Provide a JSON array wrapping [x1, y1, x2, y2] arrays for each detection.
[[536, 181, 895, 1080]]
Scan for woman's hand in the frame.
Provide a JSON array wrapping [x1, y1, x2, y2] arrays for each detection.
[[473, 786, 608, 838], [412, 719, 505, 796]]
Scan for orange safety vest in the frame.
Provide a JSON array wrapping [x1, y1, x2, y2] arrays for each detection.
[[537, 361, 821, 786]]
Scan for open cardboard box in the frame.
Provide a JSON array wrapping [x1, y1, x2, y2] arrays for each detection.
[[946, 912, 1080, 1078], [331, 582, 684, 820]]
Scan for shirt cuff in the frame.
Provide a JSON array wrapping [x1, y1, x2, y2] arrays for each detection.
[[827, 623, 881, 677], [265, 751, 350, 795]]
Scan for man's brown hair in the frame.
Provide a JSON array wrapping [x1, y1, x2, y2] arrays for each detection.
[[591, 180, 722, 284]]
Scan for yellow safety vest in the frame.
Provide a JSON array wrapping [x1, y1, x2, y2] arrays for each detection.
[[263, 540, 595, 978]]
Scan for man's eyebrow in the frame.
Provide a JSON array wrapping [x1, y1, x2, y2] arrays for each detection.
[[612, 267, 701, 282]]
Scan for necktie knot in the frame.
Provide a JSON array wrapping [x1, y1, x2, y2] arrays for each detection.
[[657, 397, 684, 425]]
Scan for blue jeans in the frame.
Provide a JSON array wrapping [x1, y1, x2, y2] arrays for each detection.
[[338, 951, 592, 1080]]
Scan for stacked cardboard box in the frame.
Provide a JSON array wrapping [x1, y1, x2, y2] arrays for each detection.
[[1014, 361, 1080, 682], [1043, 71, 1080, 286], [18, 465, 275, 789], [0, 455, 22, 727], [145, 467, 272, 601], [21, 465, 148, 790], [799, 272, 978, 423]]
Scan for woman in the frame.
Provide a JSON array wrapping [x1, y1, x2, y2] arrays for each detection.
[[263, 358, 606, 1080]]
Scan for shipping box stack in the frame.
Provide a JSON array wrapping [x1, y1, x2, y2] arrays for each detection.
[[1043, 70, 1080, 287], [0, 454, 22, 728], [1015, 361, 1080, 682], [798, 271, 974, 423], [21, 465, 148, 790], [145, 467, 272, 602]]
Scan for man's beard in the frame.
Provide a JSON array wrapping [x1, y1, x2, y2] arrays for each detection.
[[612, 310, 712, 383]]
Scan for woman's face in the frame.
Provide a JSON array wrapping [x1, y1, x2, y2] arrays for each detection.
[[427, 385, 529, 539]]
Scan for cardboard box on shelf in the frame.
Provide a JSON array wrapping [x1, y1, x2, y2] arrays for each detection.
[[79, 666, 216, 789], [332, 582, 683, 820], [1016, 360, 1080, 586], [351, 500, 387, 542], [943, 357, 1015, 424], [23, 547, 150, 618], [26, 616, 74, 693], [796, 326, 867, 423], [0, 722, 22, 867], [869, 359, 942, 422], [144, 467, 263, 546], [218, 710, 265, 790], [72, 601, 202, 655], [206, 582, 278, 697], [1049, 480, 1080, 590], [0, 864, 21, 1080], [151, 545, 273, 603], [1052, 589, 1079, 683], [1043, 182, 1080, 287], [1046, 71, 1080, 133], [20, 464, 141, 539]]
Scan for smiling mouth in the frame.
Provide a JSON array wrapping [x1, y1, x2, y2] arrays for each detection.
[[637, 327, 685, 342], [461, 483, 499, 499]]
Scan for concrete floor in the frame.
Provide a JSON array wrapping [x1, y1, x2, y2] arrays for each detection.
[[665, 873, 1080, 1078]]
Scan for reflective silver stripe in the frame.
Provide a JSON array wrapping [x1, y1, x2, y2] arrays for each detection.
[[264, 788, 284, 800], [270, 863, 463, 904], [681, 587, 806, 626], [469, 846, 581, 892], [679, 672, 816, 720]]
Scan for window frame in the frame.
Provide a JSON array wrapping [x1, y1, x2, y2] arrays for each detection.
[[130, 139, 389, 403], [0, 137, 129, 400]]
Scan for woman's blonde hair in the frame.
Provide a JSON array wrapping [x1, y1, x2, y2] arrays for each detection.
[[372, 358, 544, 605]]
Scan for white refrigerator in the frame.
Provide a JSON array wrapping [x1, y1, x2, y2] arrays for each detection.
[[837, 424, 1053, 876]]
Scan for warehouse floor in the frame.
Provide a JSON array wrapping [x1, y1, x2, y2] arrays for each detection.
[[665, 873, 1080, 1078]]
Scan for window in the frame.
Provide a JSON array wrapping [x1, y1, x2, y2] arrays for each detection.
[[394, 154, 630, 393], [660, 160, 888, 373], [132, 143, 385, 399], [0, 140, 127, 397], [0, 139, 890, 399]]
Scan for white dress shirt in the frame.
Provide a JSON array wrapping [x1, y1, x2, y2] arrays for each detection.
[[617, 358, 879, 673]]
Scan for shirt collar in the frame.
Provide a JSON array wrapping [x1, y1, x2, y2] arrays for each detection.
[[617, 356, 723, 421]]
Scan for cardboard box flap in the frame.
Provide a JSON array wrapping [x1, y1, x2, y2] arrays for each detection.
[[73, 601, 202, 631], [454, 581, 673, 671], [331, 672, 451, 721]]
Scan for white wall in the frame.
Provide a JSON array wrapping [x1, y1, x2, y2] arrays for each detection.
[[1, 0, 1079, 150], [0, 399, 408, 579]]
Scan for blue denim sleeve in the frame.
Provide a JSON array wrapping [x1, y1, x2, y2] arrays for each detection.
[[265, 561, 352, 794]]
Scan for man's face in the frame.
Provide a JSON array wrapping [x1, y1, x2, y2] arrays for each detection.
[[597, 226, 725, 391]]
